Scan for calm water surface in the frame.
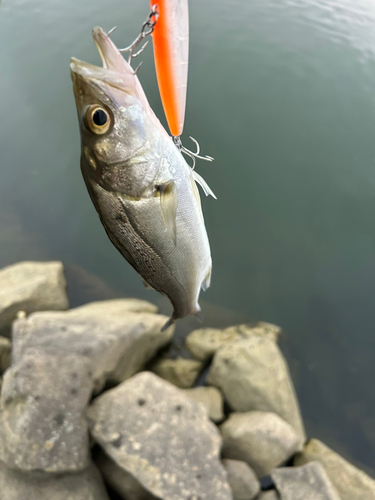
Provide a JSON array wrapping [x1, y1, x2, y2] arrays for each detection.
[[1, 0, 375, 474]]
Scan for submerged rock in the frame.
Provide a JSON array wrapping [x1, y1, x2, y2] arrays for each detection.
[[12, 299, 173, 393], [0, 349, 93, 472], [271, 462, 341, 500], [0, 261, 69, 335], [88, 371, 232, 500], [186, 322, 281, 361], [222, 458, 260, 500], [183, 386, 224, 422], [149, 357, 203, 388], [220, 411, 301, 478], [0, 459, 109, 500], [0, 336, 11, 373], [294, 438, 375, 500], [207, 336, 305, 445]]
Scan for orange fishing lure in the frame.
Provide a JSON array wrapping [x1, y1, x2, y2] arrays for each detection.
[[151, 0, 189, 138]]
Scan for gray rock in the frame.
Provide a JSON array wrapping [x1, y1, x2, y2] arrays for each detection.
[[0, 261, 69, 335], [186, 322, 281, 361], [271, 462, 341, 500], [258, 491, 280, 500], [96, 449, 158, 500], [0, 349, 93, 472], [207, 336, 305, 445], [220, 412, 301, 478], [183, 386, 224, 422], [294, 438, 375, 500], [12, 299, 173, 393], [0, 459, 109, 500], [0, 336, 11, 373], [149, 357, 203, 388], [88, 371, 232, 500], [222, 459, 260, 500]]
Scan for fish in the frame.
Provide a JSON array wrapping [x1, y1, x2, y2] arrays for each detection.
[[150, 0, 189, 137], [70, 27, 214, 329]]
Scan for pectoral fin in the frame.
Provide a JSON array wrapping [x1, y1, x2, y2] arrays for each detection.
[[192, 171, 217, 199], [159, 181, 178, 245]]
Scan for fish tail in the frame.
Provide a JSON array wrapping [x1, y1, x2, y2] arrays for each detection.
[[161, 316, 175, 332]]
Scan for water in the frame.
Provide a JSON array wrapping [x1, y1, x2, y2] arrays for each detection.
[[1, 0, 375, 474]]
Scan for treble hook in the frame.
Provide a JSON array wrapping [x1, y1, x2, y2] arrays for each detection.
[[119, 5, 159, 67], [173, 136, 214, 170]]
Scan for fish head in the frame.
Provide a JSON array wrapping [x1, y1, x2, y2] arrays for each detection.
[[70, 27, 161, 194]]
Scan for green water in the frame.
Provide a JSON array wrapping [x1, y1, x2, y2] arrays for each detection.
[[1, 0, 375, 474]]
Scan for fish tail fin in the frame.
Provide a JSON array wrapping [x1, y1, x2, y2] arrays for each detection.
[[193, 305, 204, 323], [161, 316, 175, 332]]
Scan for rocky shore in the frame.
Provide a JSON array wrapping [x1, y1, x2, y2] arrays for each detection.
[[0, 261, 374, 500]]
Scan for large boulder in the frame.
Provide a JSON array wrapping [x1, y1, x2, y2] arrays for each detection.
[[88, 371, 232, 500], [0, 336, 11, 373], [0, 349, 93, 472], [0, 459, 110, 500], [220, 412, 301, 478], [12, 299, 174, 393], [207, 336, 305, 445], [149, 357, 203, 388], [294, 438, 375, 500], [0, 261, 69, 335], [271, 462, 341, 500], [222, 459, 260, 500], [186, 322, 281, 361], [183, 386, 224, 423], [258, 491, 280, 500]]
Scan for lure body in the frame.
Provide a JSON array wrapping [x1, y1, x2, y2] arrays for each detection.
[[151, 0, 189, 137]]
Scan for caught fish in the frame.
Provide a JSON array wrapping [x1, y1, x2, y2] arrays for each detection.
[[70, 27, 214, 328], [151, 0, 189, 138]]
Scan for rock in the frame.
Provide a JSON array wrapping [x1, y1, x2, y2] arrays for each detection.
[[207, 336, 305, 445], [0, 349, 93, 472], [0, 459, 110, 500], [12, 299, 173, 393], [294, 438, 375, 500], [96, 449, 158, 500], [149, 357, 203, 388], [0, 336, 11, 373], [222, 459, 260, 500], [88, 371, 232, 500], [220, 412, 301, 478], [183, 386, 224, 422], [0, 261, 69, 335], [271, 462, 341, 499], [258, 491, 280, 500], [186, 322, 281, 361]]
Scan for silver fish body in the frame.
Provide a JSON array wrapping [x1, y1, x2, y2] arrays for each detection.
[[70, 27, 212, 326]]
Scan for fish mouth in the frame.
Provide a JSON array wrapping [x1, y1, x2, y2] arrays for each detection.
[[70, 26, 134, 82]]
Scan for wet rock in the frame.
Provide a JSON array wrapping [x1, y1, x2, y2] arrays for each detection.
[[0, 261, 69, 335], [96, 449, 158, 500], [207, 336, 305, 445], [0, 349, 93, 472], [12, 299, 173, 393], [258, 491, 280, 500], [88, 371, 232, 500], [0, 336, 11, 373], [183, 386, 224, 422], [222, 459, 260, 500], [186, 322, 281, 361], [0, 459, 110, 500], [271, 462, 341, 500], [220, 411, 301, 478], [294, 438, 375, 500], [149, 357, 203, 388]]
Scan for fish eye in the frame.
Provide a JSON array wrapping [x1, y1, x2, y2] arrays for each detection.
[[85, 105, 112, 135]]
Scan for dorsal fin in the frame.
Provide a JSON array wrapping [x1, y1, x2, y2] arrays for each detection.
[[192, 171, 217, 199]]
